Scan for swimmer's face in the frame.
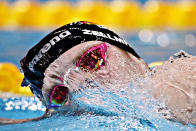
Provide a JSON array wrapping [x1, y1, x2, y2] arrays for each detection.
[[42, 41, 149, 109]]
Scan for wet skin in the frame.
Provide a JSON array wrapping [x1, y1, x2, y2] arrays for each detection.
[[42, 41, 149, 107], [43, 42, 196, 125], [144, 52, 196, 125]]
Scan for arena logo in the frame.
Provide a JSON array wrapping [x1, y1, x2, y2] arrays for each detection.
[[82, 29, 129, 46], [29, 30, 71, 72]]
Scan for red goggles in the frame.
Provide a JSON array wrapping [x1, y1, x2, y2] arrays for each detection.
[[49, 42, 108, 108], [76, 42, 108, 71], [49, 85, 69, 108]]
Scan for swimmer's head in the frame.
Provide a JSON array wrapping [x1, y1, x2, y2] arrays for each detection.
[[20, 21, 149, 109]]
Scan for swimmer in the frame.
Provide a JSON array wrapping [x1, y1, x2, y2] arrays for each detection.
[[0, 21, 195, 125], [0, 21, 149, 124]]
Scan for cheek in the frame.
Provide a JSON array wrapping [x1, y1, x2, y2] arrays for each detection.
[[65, 68, 87, 92], [42, 67, 70, 106]]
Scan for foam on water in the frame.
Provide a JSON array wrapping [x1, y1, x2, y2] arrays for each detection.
[[0, 80, 195, 130]]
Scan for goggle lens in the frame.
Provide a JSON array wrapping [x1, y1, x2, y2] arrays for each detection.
[[76, 43, 108, 71], [49, 85, 69, 108]]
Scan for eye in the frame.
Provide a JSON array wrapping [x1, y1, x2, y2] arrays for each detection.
[[49, 85, 69, 108], [76, 43, 108, 71]]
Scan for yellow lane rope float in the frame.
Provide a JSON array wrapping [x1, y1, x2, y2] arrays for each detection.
[[148, 61, 164, 68], [0, 1, 196, 30], [0, 63, 33, 96]]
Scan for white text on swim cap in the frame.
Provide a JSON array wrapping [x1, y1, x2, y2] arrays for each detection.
[[29, 30, 71, 72], [82, 29, 128, 46]]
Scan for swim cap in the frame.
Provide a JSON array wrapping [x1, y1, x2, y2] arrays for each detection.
[[20, 21, 140, 102]]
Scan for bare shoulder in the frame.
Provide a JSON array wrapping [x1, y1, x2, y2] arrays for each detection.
[[147, 51, 196, 125]]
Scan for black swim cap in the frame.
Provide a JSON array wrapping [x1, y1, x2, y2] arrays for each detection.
[[20, 21, 140, 101]]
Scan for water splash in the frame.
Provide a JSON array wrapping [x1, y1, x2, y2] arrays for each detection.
[[0, 81, 195, 130]]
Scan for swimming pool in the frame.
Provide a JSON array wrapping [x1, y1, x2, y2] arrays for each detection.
[[0, 85, 195, 130], [0, 30, 196, 130]]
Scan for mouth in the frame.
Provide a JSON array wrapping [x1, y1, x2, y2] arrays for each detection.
[[49, 85, 70, 108]]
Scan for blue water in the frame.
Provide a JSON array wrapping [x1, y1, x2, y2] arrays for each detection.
[[0, 85, 195, 131], [0, 30, 196, 130]]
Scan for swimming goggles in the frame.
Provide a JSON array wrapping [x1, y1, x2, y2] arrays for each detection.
[[49, 42, 108, 108], [49, 85, 69, 108], [76, 42, 108, 71]]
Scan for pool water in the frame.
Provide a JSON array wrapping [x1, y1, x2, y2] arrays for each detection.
[[0, 30, 196, 130], [0, 84, 195, 130]]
